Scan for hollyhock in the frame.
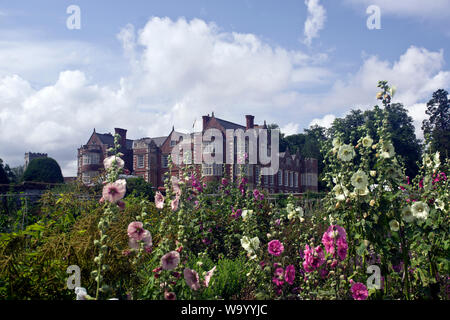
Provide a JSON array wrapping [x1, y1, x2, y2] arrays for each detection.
[[102, 179, 126, 203], [128, 230, 152, 250], [274, 267, 284, 278], [337, 238, 348, 261], [161, 251, 180, 270], [322, 225, 347, 259], [268, 240, 284, 257], [221, 178, 229, 187], [302, 245, 325, 272], [272, 277, 284, 287], [171, 195, 180, 211], [253, 189, 264, 201], [285, 265, 295, 285], [155, 191, 165, 209], [184, 268, 201, 291], [103, 156, 125, 170], [117, 200, 126, 210], [231, 207, 242, 219], [127, 222, 146, 241], [171, 176, 181, 196], [204, 266, 216, 287], [350, 281, 369, 300], [164, 291, 176, 300]]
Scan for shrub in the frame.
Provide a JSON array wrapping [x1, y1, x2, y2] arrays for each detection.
[[23, 158, 64, 184]]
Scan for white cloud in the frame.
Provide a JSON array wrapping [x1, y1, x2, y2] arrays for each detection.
[[303, 0, 327, 46], [309, 114, 336, 128], [304, 46, 450, 138], [0, 17, 331, 176], [281, 123, 300, 136], [344, 0, 450, 20]]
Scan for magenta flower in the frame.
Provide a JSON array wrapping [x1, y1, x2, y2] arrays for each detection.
[[204, 266, 216, 288], [285, 265, 295, 285], [322, 225, 347, 260], [164, 291, 176, 300], [272, 277, 284, 287], [350, 281, 369, 300], [274, 267, 284, 277], [155, 191, 165, 209], [184, 268, 201, 291], [268, 240, 284, 256], [102, 179, 126, 203], [161, 251, 180, 270], [221, 178, 229, 187], [231, 207, 242, 219], [302, 244, 325, 272]]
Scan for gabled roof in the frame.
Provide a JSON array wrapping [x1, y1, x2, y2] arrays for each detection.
[[214, 117, 246, 131], [95, 132, 133, 150], [150, 136, 167, 147]]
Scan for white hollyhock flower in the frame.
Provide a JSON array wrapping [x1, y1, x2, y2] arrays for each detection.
[[435, 198, 445, 211], [338, 144, 355, 162], [411, 201, 429, 220], [380, 142, 395, 159], [389, 220, 400, 232], [351, 170, 369, 190], [361, 136, 373, 148], [402, 206, 415, 223], [103, 156, 125, 170], [333, 184, 349, 201]]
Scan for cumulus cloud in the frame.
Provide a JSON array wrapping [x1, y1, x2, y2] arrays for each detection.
[[303, 0, 327, 46], [309, 114, 336, 128], [0, 17, 330, 176], [305, 46, 450, 137], [280, 123, 300, 136]]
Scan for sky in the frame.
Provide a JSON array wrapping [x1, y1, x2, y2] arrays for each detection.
[[0, 0, 449, 176]]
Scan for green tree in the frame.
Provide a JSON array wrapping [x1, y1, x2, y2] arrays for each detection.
[[422, 89, 450, 161], [22, 157, 64, 184], [0, 159, 9, 184], [125, 177, 155, 200]]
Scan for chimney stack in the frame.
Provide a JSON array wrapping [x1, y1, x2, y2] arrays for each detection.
[[245, 115, 255, 129], [202, 114, 210, 131], [114, 128, 127, 149]]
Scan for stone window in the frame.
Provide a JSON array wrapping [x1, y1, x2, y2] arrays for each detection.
[[137, 155, 145, 168], [82, 153, 100, 165], [162, 154, 169, 168]]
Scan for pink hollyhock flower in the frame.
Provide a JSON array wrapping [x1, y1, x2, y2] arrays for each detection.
[[337, 238, 348, 261], [171, 195, 180, 211], [171, 176, 181, 196], [117, 200, 126, 210], [127, 222, 146, 241], [103, 156, 124, 170], [155, 191, 165, 209], [128, 229, 152, 250], [274, 267, 284, 277], [322, 225, 347, 258], [419, 179, 424, 188], [302, 245, 325, 272], [285, 265, 295, 285], [350, 281, 369, 300], [204, 266, 216, 287], [102, 179, 126, 203], [268, 240, 284, 256], [221, 178, 228, 187], [99, 197, 105, 204], [272, 277, 284, 287], [164, 291, 176, 300], [161, 251, 180, 270], [184, 268, 201, 291], [231, 207, 242, 219]]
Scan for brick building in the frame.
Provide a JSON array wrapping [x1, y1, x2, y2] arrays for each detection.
[[77, 128, 133, 185], [77, 114, 318, 192]]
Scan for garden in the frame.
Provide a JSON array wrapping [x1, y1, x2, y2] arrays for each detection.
[[0, 82, 448, 301]]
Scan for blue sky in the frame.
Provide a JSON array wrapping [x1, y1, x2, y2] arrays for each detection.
[[0, 0, 449, 175]]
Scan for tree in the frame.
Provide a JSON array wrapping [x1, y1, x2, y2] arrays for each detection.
[[329, 104, 422, 178], [22, 157, 64, 184], [422, 89, 450, 161], [125, 177, 155, 200], [0, 159, 9, 184]]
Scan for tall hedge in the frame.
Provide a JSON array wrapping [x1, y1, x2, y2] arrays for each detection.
[[0, 165, 8, 184], [23, 157, 64, 184]]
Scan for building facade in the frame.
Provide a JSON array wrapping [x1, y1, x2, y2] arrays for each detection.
[[77, 114, 318, 192], [77, 128, 133, 185]]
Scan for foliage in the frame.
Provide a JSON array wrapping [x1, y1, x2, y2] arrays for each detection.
[[422, 89, 450, 162], [0, 158, 9, 184], [22, 157, 64, 184], [125, 177, 155, 200]]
